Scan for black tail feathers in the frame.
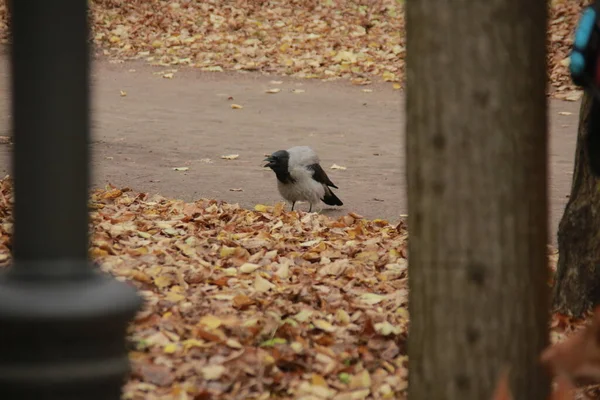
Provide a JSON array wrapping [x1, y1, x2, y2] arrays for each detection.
[[322, 188, 343, 206]]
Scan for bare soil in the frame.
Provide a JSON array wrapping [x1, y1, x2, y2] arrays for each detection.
[[0, 58, 581, 243]]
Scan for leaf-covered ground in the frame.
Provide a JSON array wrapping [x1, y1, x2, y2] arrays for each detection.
[[0, 0, 587, 98], [0, 177, 409, 399], [0, 177, 594, 399]]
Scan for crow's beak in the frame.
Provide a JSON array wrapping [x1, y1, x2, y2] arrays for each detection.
[[263, 156, 275, 168]]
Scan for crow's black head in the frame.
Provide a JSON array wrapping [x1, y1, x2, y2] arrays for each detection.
[[264, 150, 294, 184], [264, 150, 289, 170]]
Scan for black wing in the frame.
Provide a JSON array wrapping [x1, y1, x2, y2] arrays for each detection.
[[307, 163, 338, 188]]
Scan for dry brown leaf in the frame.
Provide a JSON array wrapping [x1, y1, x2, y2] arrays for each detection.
[[542, 307, 600, 385]]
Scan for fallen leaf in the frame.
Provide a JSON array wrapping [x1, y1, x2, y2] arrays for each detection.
[[330, 164, 347, 170], [199, 315, 223, 330], [254, 275, 275, 292], [266, 88, 281, 94], [254, 204, 271, 212], [239, 263, 261, 273], [229, 188, 243, 192], [162, 73, 174, 79], [201, 365, 226, 380], [313, 319, 337, 333], [120, 90, 127, 97], [230, 104, 243, 109], [374, 321, 401, 336], [220, 154, 239, 160], [172, 167, 189, 171], [349, 370, 372, 390], [360, 293, 386, 305], [137, 364, 175, 387]]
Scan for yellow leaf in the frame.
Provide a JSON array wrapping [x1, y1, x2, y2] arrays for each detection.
[[349, 370, 371, 390], [254, 275, 275, 292], [120, 90, 127, 97], [266, 88, 281, 94], [336, 309, 351, 325], [199, 315, 223, 330], [254, 204, 271, 212], [240, 263, 261, 273], [220, 154, 239, 160], [165, 291, 185, 303], [163, 73, 174, 79], [312, 374, 327, 387], [313, 319, 336, 333], [396, 307, 409, 321], [173, 167, 189, 171], [182, 339, 205, 351], [219, 246, 237, 258], [393, 83, 401, 90], [382, 71, 396, 82], [154, 275, 174, 288], [163, 343, 178, 354], [230, 104, 243, 109], [374, 321, 401, 336]]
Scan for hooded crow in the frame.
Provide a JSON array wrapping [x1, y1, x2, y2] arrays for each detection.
[[264, 146, 343, 212]]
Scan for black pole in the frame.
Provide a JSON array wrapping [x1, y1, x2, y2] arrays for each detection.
[[0, 1, 141, 399]]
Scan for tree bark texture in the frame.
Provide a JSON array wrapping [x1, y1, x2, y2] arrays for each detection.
[[553, 93, 600, 317], [406, 1, 549, 400]]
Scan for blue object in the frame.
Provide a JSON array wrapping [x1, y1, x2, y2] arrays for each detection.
[[570, 51, 586, 77], [570, 6, 598, 83], [574, 7, 596, 51]]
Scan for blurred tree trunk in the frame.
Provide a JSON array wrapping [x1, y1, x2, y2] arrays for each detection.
[[553, 93, 600, 317], [405, 0, 550, 399]]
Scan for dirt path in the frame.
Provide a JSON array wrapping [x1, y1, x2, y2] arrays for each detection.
[[0, 58, 581, 243]]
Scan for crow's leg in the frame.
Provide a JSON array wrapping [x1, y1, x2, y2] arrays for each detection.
[[291, 201, 296, 211], [309, 203, 313, 212]]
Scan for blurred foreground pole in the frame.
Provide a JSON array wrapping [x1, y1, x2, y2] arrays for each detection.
[[0, 1, 141, 399], [406, 2, 549, 400]]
